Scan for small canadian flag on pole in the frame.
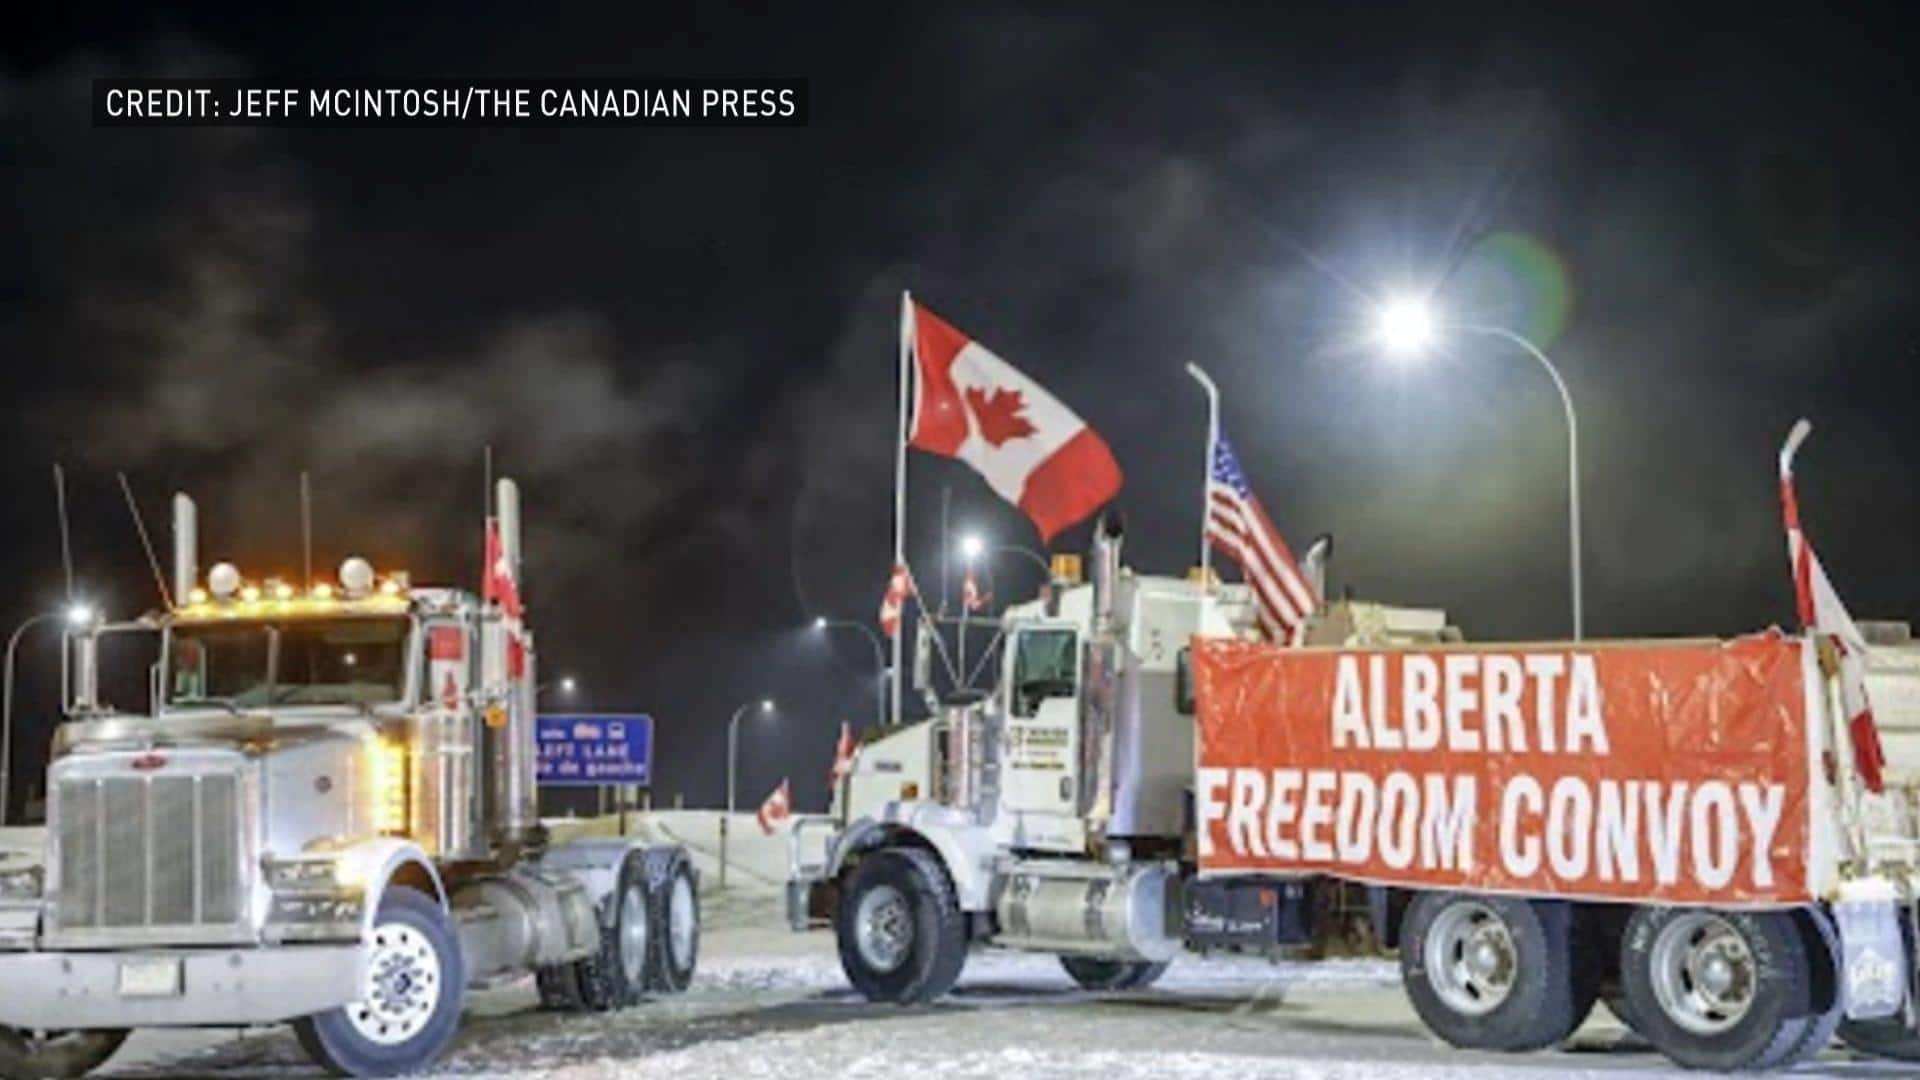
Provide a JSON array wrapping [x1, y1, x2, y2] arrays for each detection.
[[906, 300, 1123, 543], [878, 562, 913, 639], [829, 723, 857, 787], [1779, 420, 1886, 793], [484, 519, 526, 680], [756, 778, 792, 834]]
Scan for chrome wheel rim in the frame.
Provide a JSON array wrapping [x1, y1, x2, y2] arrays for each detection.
[[619, 884, 649, 985], [669, 872, 697, 970], [854, 883, 912, 973], [1649, 912, 1756, 1035], [347, 922, 442, 1046], [1423, 900, 1518, 1017]]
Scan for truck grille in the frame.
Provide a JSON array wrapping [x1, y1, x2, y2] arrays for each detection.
[[52, 769, 247, 934]]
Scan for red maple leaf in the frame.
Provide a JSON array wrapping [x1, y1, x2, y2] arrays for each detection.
[[965, 385, 1037, 447]]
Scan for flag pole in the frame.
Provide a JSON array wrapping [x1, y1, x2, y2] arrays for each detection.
[[893, 291, 913, 727], [1185, 363, 1220, 581]]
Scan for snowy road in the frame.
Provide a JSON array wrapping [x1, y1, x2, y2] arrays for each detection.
[[95, 892, 1907, 1080]]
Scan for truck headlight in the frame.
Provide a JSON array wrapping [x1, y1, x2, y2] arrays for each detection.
[[268, 894, 364, 925], [0, 864, 43, 901], [366, 736, 410, 835], [264, 858, 347, 890]]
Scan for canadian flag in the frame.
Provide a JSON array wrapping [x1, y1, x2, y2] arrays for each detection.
[[906, 299, 1123, 543], [828, 723, 857, 787], [878, 562, 913, 639], [962, 569, 986, 612], [1780, 420, 1886, 793], [756, 778, 792, 834], [484, 519, 526, 680]]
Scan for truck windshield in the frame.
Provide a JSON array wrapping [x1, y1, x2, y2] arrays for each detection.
[[1011, 628, 1078, 717], [167, 617, 409, 710]]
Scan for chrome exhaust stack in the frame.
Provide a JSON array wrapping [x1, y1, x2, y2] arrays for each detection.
[[171, 493, 197, 605]]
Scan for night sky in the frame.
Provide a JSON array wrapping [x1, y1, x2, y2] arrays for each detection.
[[3, 9, 1916, 818]]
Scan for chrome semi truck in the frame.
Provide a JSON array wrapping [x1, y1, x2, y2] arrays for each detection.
[[793, 501, 1920, 1071], [0, 480, 698, 1078]]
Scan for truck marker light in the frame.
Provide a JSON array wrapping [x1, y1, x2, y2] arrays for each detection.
[[188, 587, 209, 605], [367, 737, 410, 835], [240, 585, 261, 603], [312, 583, 334, 600], [274, 583, 295, 600]]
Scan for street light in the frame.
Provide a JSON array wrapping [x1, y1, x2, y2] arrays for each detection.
[[958, 533, 1051, 578], [558, 675, 577, 696], [720, 697, 775, 889], [1374, 296, 1583, 640], [3, 603, 97, 827], [811, 617, 886, 728]]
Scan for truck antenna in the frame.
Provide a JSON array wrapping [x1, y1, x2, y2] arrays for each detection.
[[53, 463, 75, 602], [300, 470, 313, 590], [117, 471, 175, 611]]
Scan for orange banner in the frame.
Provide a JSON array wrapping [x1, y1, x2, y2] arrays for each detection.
[[1192, 633, 1815, 905]]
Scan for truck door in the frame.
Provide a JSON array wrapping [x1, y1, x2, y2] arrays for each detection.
[[1000, 625, 1082, 820]]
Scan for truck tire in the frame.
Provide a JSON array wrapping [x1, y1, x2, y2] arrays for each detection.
[[1400, 892, 1584, 1051], [1768, 907, 1843, 1069], [574, 851, 653, 1011], [294, 886, 466, 1078], [1059, 956, 1169, 991], [0, 1028, 129, 1080], [645, 847, 700, 993], [836, 846, 967, 1004], [1838, 1017, 1920, 1061], [1619, 906, 1813, 1072]]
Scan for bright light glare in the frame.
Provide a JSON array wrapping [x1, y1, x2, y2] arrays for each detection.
[[559, 676, 578, 694], [759, 698, 775, 713], [812, 616, 828, 630], [65, 603, 94, 626], [1376, 297, 1437, 356], [960, 534, 985, 561]]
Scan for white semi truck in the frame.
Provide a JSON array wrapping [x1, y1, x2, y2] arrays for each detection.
[[0, 480, 699, 1078], [791, 512, 1920, 1072]]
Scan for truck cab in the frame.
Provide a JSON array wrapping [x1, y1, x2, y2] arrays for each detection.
[[0, 481, 699, 1080]]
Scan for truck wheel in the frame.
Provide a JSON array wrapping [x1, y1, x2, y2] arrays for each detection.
[[294, 886, 466, 1078], [835, 846, 966, 1004], [0, 1028, 129, 1079], [1619, 906, 1813, 1072], [574, 851, 653, 1011], [1768, 907, 1843, 1069], [645, 847, 700, 994], [1838, 1018, 1920, 1061], [1059, 956, 1169, 991], [1400, 892, 1583, 1051]]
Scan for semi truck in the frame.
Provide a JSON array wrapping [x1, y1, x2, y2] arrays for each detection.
[[791, 508, 1920, 1071], [0, 479, 699, 1079]]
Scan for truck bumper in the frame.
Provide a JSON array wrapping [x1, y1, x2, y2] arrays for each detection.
[[0, 943, 366, 1029]]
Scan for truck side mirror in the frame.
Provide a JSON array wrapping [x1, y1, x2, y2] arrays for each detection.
[[1174, 647, 1195, 716]]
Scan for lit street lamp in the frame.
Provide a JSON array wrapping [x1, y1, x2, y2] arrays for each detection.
[[3, 603, 96, 827], [811, 616, 886, 728], [1375, 297, 1583, 640], [720, 697, 774, 889]]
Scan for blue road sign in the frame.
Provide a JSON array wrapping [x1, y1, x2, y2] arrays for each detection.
[[536, 713, 653, 786]]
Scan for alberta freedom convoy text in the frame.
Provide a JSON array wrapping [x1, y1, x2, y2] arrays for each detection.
[[1196, 650, 1795, 895]]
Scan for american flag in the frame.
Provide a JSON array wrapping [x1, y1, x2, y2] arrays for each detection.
[[1207, 433, 1319, 643]]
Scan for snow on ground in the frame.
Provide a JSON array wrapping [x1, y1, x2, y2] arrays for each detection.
[[34, 812, 1899, 1078]]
